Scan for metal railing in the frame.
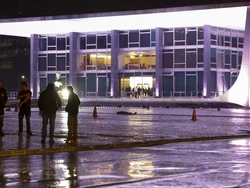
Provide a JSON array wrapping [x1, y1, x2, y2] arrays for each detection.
[[76, 90, 226, 99], [7, 92, 18, 99]]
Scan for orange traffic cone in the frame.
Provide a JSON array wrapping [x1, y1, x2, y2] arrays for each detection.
[[191, 108, 197, 121], [15, 104, 18, 112], [93, 106, 98, 118]]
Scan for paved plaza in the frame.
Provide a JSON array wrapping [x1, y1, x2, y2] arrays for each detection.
[[0, 107, 250, 187]]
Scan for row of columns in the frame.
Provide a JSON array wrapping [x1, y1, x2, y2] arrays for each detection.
[[30, 27, 212, 98]]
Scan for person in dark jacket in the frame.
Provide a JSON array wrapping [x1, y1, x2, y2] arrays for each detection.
[[0, 80, 8, 136], [38, 83, 62, 144], [16, 82, 33, 136], [65, 86, 80, 143]]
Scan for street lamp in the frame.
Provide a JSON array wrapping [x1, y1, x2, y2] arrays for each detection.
[[21, 75, 25, 79]]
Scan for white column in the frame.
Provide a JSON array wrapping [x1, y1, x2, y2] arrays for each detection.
[[30, 34, 38, 98]]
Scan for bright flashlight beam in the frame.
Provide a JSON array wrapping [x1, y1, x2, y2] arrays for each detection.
[[61, 89, 69, 100]]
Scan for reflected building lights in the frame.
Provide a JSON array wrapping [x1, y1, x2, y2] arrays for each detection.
[[128, 160, 155, 178]]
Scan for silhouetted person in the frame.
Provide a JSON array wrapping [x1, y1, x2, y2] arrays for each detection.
[[0, 80, 7, 136], [16, 82, 32, 136], [65, 86, 80, 143], [38, 83, 62, 144]]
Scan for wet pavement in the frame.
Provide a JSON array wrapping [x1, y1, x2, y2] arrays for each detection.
[[0, 107, 250, 187], [1, 107, 250, 154], [1, 138, 250, 187]]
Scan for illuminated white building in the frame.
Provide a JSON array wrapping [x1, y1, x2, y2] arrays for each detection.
[[0, 6, 247, 98]]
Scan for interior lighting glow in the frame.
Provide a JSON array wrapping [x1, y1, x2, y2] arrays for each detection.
[[90, 54, 111, 58], [0, 6, 246, 37]]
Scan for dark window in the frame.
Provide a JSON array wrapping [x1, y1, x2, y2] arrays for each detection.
[[211, 48, 216, 63], [238, 44, 244, 48], [225, 36, 230, 42], [186, 31, 196, 45], [211, 41, 216, 45], [38, 57, 46, 71], [48, 67, 56, 71], [48, 37, 56, 46], [48, 54, 56, 66], [87, 34, 96, 45], [239, 37, 244, 44], [129, 43, 139, 48], [232, 37, 237, 48], [97, 36, 106, 49], [175, 28, 185, 41], [218, 35, 224, 46], [225, 50, 230, 65], [39, 38, 47, 51], [175, 64, 185, 68], [107, 34, 111, 43], [140, 33, 150, 47], [175, 72, 185, 91], [175, 41, 185, 46], [198, 28, 204, 40], [198, 48, 203, 62], [164, 32, 173, 46], [57, 38, 66, 50], [57, 57, 66, 71], [119, 34, 128, 48], [186, 51, 196, 68], [80, 37, 86, 49], [87, 45, 96, 49], [163, 53, 173, 68], [231, 54, 237, 68], [225, 42, 231, 47], [211, 34, 216, 40], [129, 31, 139, 42], [48, 46, 56, 51], [238, 51, 243, 66], [67, 53, 69, 66], [151, 29, 156, 42], [67, 37, 70, 46], [174, 49, 185, 63]]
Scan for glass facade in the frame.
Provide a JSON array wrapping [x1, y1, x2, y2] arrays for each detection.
[[35, 25, 243, 98]]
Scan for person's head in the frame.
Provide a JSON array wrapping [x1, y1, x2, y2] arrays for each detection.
[[47, 83, 55, 90], [21, 82, 28, 90], [0, 80, 3, 88], [67, 85, 74, 94]]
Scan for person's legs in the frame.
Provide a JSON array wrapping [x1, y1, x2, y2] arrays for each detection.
[[67, 114, 73, 141], [0, 111, 4, 136], [18, 110, 24, 135], [25, 110, 32, 136], [49, 113, 56, 143], [41, 113, 49, 142], [73, 116, 78, 141]]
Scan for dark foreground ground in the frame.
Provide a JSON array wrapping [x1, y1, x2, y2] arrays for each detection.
[[0, 107, 250, 187]]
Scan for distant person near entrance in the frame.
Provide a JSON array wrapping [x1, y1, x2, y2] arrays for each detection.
[[65, 86, 80, 143], [38, 83, 62, 144], [0, 80, 8, 136], [16, 82, 33, 136]]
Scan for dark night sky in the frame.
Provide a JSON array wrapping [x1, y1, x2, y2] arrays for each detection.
[[0, 0, 249, 19]]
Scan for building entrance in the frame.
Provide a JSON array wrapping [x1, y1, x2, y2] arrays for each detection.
[[120, 76, 154, 97]]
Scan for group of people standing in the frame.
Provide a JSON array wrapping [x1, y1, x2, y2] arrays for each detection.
[[125, 86, 153, 98], [0, 81, 80, 145]]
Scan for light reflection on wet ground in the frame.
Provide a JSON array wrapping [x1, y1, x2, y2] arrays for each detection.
[[1, 107, 250, 151], [1, 138, 250, 187], [1, 108, 250, 186]]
